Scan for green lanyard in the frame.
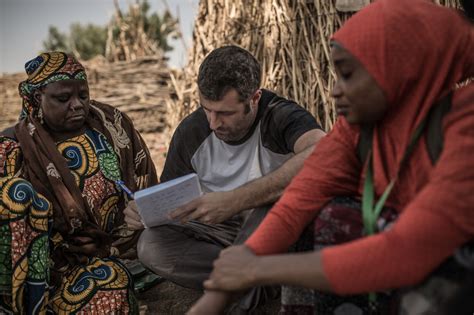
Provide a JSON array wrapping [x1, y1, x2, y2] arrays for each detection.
[[361, 117, 429, 303]]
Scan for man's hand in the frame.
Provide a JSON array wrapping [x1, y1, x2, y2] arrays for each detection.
[[124, 200, 144, 230], [204, 245, 259, 291], [169, 191, 240, 224]]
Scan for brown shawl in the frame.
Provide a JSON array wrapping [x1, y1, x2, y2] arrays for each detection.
[[14, 100, 157, 262]]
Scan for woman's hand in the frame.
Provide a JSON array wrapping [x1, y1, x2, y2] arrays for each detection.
[[204, 245, 260, 291], [69, 236, 100, 256], [203, 244, 332, 294], [124, 200, 144, 230], [62, 229, 113, 262]]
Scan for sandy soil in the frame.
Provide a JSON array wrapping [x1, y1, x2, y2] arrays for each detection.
[[138, 281, 202, 314]]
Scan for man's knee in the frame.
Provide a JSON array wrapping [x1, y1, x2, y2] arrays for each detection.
[[234, 205, 273, 245], [137, 227, 178, 277], [137, 225, 223, 289]]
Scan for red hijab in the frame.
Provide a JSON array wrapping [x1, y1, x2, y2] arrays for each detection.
[[246, 0, 474, 263], [331, 0, 474, 210]]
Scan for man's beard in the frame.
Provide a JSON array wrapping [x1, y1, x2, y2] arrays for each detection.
[[214, 128, 247, 142]]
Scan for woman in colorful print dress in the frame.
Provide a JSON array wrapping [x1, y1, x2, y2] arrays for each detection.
[[0, 52, 158, 314]]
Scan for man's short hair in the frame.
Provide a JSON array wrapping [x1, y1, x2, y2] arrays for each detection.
[[197, 45, 261, 102]]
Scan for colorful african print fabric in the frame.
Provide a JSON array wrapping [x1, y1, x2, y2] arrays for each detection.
[[2, 51, 157, 313], [0, 177, 51, 314], [50, 257, 137, 314], [0, 129, 139, 314], [280, 197, 397, 315]]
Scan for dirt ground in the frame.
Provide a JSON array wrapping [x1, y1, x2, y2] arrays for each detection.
[[137, 280, 281, 314], [137, 281, 202, 314]]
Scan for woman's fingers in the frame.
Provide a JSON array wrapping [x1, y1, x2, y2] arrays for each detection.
[[124, 201, 144, 230]]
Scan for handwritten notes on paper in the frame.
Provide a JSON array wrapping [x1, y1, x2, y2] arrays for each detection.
[[134, 173, 202, 228]]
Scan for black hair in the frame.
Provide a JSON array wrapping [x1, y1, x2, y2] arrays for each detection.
[[197, 45, 261, 102], [461, 0, 474, 22]]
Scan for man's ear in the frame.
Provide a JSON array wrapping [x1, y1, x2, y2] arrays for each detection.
[[251, 89, 262, 108]]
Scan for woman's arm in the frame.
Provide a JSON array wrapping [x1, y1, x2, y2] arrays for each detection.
[[204, 245, 332, 292], [246, 118, 361, 255], [322, 86, 474, 294]]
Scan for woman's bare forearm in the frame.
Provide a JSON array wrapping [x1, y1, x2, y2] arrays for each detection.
[[253, 250, 332, 291]]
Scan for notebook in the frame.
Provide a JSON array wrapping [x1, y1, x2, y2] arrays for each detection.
[[134, 173, 202, 228]]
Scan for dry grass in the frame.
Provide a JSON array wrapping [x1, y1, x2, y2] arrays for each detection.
[[165, 0, 461, 140]]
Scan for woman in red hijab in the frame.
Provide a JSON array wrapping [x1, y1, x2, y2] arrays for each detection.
[[190, 0, 474, 313]]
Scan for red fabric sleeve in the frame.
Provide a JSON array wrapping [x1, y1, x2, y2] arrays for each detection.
[[322, 87, 474, 294], [246, 119, 361, 255]]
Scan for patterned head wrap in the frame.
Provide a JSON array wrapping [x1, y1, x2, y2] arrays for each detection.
[[18, 52, 87, 118]]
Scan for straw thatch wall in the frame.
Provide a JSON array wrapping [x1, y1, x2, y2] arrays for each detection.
[[0, 57, 170, 133], [85, 56, 170, 133], [0, 73, 26, 130], [0, 56, 172, 169], [167, 0, 461, 136]]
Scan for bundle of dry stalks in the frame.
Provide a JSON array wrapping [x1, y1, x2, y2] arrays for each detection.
[[166, 0, 460, 140], [84, 55, 170, 133], [106, 0, 163, 62], [0, 73, 27, 129]]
